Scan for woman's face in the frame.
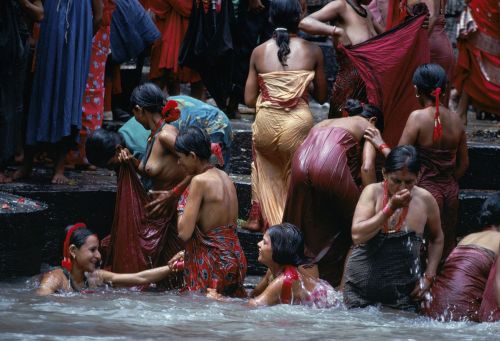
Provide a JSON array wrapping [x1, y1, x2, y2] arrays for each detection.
[[177, 151, 197, 175], [132, 106, 148, 129], [384, 168, 417, 194], [71, 235, 101, 273], [257, 232, 273, 266]]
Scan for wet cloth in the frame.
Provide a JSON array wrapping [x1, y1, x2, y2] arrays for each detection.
[[329, 48, 367, 118], [25, 0, 93, 146], [252, 70, 315, 227], [454, 0, 500, 117], [102, 163, 183, 289], [343, 230, 423, 311], [178, 0, 235, 110], [339, 14, 430, 147], [110, 0, 160, 63], [149, 0, 200, 83], [428, 14, 455, 87], [283, 127, 361, 287], [421, 245, 496, 322], [417, 146, 458, 260], [177, 189, 247, 297], [478, 260, 500, 322], [0, 0, 29, 166]]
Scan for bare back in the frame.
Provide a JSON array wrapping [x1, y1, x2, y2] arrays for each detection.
[[459, 230, 500, 254], [315, 116, 372, 142]]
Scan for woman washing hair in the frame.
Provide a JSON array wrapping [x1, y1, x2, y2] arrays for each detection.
[[243, 0, 327, 231], [37, 223, 183, 296]]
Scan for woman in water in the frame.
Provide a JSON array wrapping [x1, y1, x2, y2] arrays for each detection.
[[343, 145, 443, 311], [282, 99, 384, 287], [37, 223, 183, 296], [244, 0, 327, 230]]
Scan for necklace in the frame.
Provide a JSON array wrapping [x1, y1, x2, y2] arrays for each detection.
[[68, 273, 89, 292], [382, 180, 408, 233], [346, 0, 367, 18], [148, 118, 165, 143]]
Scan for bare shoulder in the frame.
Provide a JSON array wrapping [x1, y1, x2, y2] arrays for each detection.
[[361, 182, 380, 197], [159, 124, 178, 139], [414, 186, 437, 206]]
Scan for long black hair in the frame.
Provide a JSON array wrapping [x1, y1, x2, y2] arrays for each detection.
[[64, 225, 94, 249], [130, 82, 166, 113], [270, 0, 302, 67], [384, 145, 420, 175], [478, 193, 500, 227], [412, 63, 447, 100], [344, 99, 385, 132], [86, 129, 123, 168], [174, 126, 211, 160], [268, 223, 307, 266]]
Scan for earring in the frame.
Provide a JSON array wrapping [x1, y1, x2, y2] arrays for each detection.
[[415, 93, 420, 98]]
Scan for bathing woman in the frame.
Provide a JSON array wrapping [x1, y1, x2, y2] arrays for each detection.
[[37, 224, 182, 296]]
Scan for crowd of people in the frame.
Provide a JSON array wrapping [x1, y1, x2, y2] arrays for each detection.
[[1, 0, 498, 324]]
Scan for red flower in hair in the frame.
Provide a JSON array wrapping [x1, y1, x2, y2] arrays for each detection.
[[161, 100, 181, 123]]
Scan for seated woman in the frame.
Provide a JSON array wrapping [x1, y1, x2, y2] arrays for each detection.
[[245, 223, 338, 308], [366, 64, 469, 261], [344, 145, 443, 311], [422, 193, 500, 322], [283, 99, 383, 287], [175, 126, 247, 297], [37, 223, 183, 296]]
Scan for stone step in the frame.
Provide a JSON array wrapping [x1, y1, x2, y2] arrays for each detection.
[[230, 129, 500, 190]]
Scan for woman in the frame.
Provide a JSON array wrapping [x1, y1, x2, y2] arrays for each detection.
[[244, 0, 327, 229], [422, 193, 500, 322], [283, 99, 384, 287], [175, 126, 247, 297], [366, 64, 469, 260], [209, 223, 338, 307], [37, 223, 183, 296], [344, 145, 443, 311]]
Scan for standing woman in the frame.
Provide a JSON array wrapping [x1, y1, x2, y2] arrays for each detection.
[[245, 0, 327, 229], [366, 64, 469, 260]]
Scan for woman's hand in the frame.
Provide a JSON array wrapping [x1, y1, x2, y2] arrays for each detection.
[[117, 147, 134, 164], [389, 189, 412, 210], [167, 250, 185, 268], [364, 128, 386, 150], [206, 288, 224, 300], [145, 190, 175, 218], [410, 275, 433, 300]]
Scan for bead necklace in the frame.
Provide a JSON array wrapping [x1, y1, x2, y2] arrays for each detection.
[[382, 180, 408, 233]]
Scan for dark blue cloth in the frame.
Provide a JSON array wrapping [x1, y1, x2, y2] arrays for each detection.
[[26, 0, 93, 146], [110, 0, 160, 63]]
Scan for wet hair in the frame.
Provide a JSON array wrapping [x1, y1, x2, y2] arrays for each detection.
[[267, 223, 307, 266], [384, 145, 420, 175], [130, 82, 166, 113], [478, 193, 500, 227], [412, 64, 447, 100], [344, 99, 385, 132], [269, 0, 302, 67], [174, 126, 211, 160], [64, 225, 95, 249], [86, 129, 123, 168]]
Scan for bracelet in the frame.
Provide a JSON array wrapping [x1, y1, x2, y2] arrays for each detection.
[[172, 185, 183, 197], [423, 273, 436, 283], [382, 203, 394, 216], [378, 143, 390, 153]]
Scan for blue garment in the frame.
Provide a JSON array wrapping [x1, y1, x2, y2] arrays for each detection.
[[110, 0, 160, 63], [118, 117, 150, 161], [26, 0, 93, 146], [170, 95, 233, 170]]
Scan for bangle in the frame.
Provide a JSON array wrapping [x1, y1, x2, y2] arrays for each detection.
[[378, 143, 390, 153], [382, 203, 394, 216], [423, 273, 436, 283]]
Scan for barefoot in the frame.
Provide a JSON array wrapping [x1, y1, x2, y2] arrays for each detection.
[[52, 154, 70, 184], [51, 172, 70, 184], [0, 171, 12, 183], [11, 166, 32, 181]]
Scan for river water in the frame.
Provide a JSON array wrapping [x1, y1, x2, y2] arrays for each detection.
[[0, 276, 498, 340]]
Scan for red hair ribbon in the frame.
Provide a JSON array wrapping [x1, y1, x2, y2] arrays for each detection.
[[161, 100, 181, 123], [210, 143, 224, 167], [431, 87, 442, 141], [61, 222, 87, 272], [280, 266, 300, 304]]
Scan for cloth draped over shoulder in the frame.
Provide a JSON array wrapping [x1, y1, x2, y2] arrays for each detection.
[[283, 127, 361, 287], [343, 230, 423, 311], [417, 146, 458, 259], [454, 0, 500, 116], [339, 14, 430, 147], [110, 0, 160, 63], [478, 260, 500, 322], [101, 163, 183, 289], [252, 70, 315, 227], [26, 0, 93, 146], [421, 245, 496, 322]]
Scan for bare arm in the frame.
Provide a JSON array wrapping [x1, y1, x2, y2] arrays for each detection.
[[360, 141, 377, 186], [91, 0, 104, 35], [454, 130, 469, 180], [398, 112, 420, 146], [299, 1, 343, 36], [250, 270, 272, 298], [18, 0, 44, 22], [419, 0, 440, 34], [311, 45, 328, 104], [177, 177, 203, 242], [97, 265, 174, 287], [248, 276, 283, 307], [158, 126, 179, 155], [36, 270, 64, 296], [244, 50, 259, 108]]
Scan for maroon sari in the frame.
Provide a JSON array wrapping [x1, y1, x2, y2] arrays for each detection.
[[478, 260, 500, 322]]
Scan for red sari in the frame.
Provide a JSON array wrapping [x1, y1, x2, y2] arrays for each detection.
[[478, 260, 500, 322]]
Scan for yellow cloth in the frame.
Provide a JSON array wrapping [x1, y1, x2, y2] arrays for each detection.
[[252, 70, 315, 226]]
